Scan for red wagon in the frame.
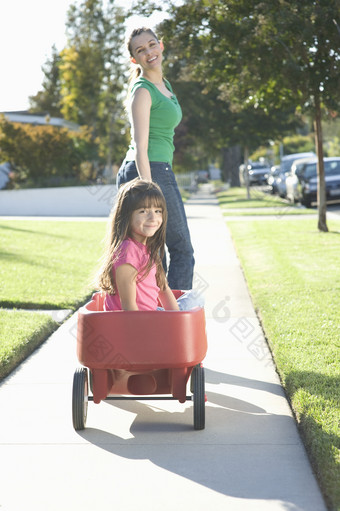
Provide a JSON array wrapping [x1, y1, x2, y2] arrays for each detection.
[[72, 291, 208, 430]]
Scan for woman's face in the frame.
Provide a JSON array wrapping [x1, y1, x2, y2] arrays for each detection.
[[130, 31, 163, 71]]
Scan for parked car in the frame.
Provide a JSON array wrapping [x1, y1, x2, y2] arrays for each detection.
[[276, 172, 288, 198], [266, 165, 281, 194], [285, 157, 317, 202], [277, 152, 316, 198], [242, 161, 271, 185], [195, 170, 209, 184], [295, 157, 340, 207], [280, 152, 316, 174]]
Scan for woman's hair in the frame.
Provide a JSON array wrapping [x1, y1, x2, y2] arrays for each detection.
[[96, 178, 168, 295], [127, 27, 159, 86]]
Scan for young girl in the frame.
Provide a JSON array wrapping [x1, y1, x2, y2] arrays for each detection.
[[116, 27, 194, 292], [97, 178, 202, 312]]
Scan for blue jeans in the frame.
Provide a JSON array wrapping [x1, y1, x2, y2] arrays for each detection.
[[176, 290, 205, 310], [117, 161, 195, 289], [157, 290, 205, 311]]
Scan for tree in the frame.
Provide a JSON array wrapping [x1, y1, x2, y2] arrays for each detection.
[[230, 0, 340, 232], [156, 0, 301, 186], [59, 0, 128, 168], [28, 0, 129, 177], [159, 0, 340, 231], [29, 45, 62, 117]]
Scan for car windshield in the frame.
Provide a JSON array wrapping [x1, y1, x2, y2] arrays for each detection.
[[281, 154, 315, 173], [280, 160, 295, 172], [303, 163, 317, 179], [302, 160, 340, 179], [325, 161, 340, 176], [295, 162, 309, 176]]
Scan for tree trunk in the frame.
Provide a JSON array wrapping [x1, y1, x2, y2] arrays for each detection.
[[314, 96, 328, 232], [222, 146, 241, 187]]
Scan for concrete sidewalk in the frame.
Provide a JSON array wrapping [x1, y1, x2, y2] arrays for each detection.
[[0, 186, 327, 511]]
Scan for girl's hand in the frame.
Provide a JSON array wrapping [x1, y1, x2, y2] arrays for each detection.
[[131, 88, 152, 181], [115, 263, 139, 310], [158, 285, 180, 311]]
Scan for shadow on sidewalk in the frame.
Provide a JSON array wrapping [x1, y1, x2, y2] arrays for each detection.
[[76, 368, 306, 507], [205, 368, 285, 397]]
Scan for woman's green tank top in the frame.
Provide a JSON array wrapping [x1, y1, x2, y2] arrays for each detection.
[[126, 77, 182, 165]]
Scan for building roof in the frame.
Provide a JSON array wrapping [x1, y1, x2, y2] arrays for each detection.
[[1, 111, 79, 131]]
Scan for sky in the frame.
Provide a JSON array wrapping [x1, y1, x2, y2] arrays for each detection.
[[0, 0, 167, 113]]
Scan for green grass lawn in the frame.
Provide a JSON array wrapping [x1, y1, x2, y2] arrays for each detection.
[[0, 219, 107, 379], [226, 218, 340, 510], [0, 220, 107, 309], [0, 310, 58, 379], [217, 186, 316, 214]]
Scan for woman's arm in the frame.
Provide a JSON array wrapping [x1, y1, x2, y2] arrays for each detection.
[[115, 264, 139, 310], [158, 285, 180, 311], [131, 87, 152, 181]]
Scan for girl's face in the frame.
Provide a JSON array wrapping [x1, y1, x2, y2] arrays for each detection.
[[130, 31, 164, 71], [129, 205, 163, 244]]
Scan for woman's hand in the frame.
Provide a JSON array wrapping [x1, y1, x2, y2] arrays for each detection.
[[131, 88, 152, 181]]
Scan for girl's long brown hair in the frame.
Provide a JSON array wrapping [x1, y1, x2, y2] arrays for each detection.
[[96, 178, 168, 295]]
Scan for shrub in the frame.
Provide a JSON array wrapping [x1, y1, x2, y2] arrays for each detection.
[[0, 116, 99, 188]]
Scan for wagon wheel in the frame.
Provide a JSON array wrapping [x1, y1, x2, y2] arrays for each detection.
[[191, 364, 205, 430], [72, 367, 89, 430]]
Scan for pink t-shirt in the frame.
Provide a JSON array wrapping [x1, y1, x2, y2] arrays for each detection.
[[104, 238, 160, 311]]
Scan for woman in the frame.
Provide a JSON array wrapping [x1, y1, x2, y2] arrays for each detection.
[[116, 27, 194, 291]]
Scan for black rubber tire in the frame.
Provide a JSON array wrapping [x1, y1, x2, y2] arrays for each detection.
[[72, 367, 88, 430], [192, 364, 205, 430], [302, 193, 312, 208]]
